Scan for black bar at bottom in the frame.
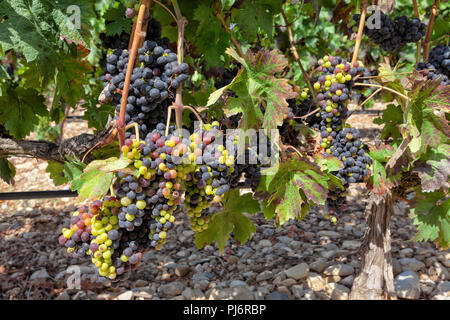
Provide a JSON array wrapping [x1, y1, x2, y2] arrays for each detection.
[[0, 190, 78, 200]]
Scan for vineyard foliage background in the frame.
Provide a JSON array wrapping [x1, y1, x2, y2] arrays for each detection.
[[0, 0, 449, 257]]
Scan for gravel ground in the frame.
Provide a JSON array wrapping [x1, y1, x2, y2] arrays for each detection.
[[0, 107, 448, 300]]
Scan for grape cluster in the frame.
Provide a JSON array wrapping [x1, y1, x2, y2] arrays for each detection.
[[184, 122, 236, 232], [101, 38, 189, 138], [308, 55, 372, 214], [313, 55, 370, 152], [59, 197, 141, 280], [416, 44, 450, 85], [59, 122, 244, 278], [352, 12, 426, 53], [100, 31, 130, 51], [214, 67, 240, 89], [280, 88, 323, 145]]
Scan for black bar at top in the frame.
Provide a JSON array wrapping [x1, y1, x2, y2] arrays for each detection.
[[0, 190, 78, 200]]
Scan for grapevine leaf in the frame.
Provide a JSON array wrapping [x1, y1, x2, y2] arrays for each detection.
[[46, 161, 68, 186], [412, 145, 450, 193], [72, 159, 122, 200], [0, 85, 48, 139], [103, 2, 132, 36], [0, 157, 15, 184], [51, 0, 95, 46], [0, 0, 57, 65], [234, 6, 259, 42], [105, 19, 132, 37], [410, 190, 450, 249], [317, 154, 343, 173], [373, 104, 403, 141], [257, 158, 336, 224], [368, 145, 395, 195], [97, 158, 132, 172], [261, 198, 276, 221], [192, 3, 231, 68], [195, 190, 259, 253], [247, 49, 297, 131], [54, 53, 92, 108], [0, 64, 9, 79], [377, 62, 397, 83]]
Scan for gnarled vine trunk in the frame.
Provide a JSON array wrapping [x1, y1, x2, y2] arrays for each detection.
[[350, 190, 396, 300]]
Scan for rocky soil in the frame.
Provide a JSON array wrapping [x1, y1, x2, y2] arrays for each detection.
[[0, 192, 448, 300], [0, 106, 448, 300]]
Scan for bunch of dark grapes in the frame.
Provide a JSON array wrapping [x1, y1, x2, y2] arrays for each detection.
[[351, 12, 426, 53], [416, 44, 450, 85], [280, 88, 322, 145], [326, 128, 371, 215], [184, 122, 235, 232], [307, 55, 372, 217], [101, 39, 189, 138], [226, 129, 274, 191], [100, 31, 130, 51], [214, 67, 240, 89], [312, 56, 370, 154]]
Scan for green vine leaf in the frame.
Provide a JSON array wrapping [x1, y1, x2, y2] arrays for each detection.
[[195, 190, 260, 253], [0, 85, 48, 139], [46, 161, 68, 186], [257, 158, 338, 224], [72, 157, 130, 201], [410, 190, 450, 249], [0, 157, 15, 184]]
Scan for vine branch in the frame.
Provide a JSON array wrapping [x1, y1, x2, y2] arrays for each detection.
[[412, 0, 421, 64], [153, 0, 177, 23], [423, 0, 439, 61], [351, 0, 369, 66], [354, 83, 410, 101], [171, 0, 186, 131], [0, 118, 117, 164], [118, 0, 150, 147], [280, 9, 320, 112], [215, 0, 244, 57]]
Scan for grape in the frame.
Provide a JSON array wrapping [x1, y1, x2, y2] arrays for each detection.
[[352, 12, 425, 53]]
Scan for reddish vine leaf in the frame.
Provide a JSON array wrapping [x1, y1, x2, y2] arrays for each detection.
[[207, 48, 295, 132], [257, 158, 338, 224], [412, 145, 450, 193], [195, 190, 260, 253], [246, 49, 297, 132]]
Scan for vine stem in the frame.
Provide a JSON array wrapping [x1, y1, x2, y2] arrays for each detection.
[[171, 0, 186, 131], [412, 0, 421, 64], [215, 0, 245, 57], [183, 105, 204, 127], [118, 0, 150, 147], [354, 83, 410, 101], [280, 9, 320, 112], [423, 0, 439, 61], [359, 88, 382, 107], [153, 0, 177, 23], [357, 71, 414, 79], [293, 107, 320, 120], [351, 0, 369, 66], [283, 145, 303, 157]]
